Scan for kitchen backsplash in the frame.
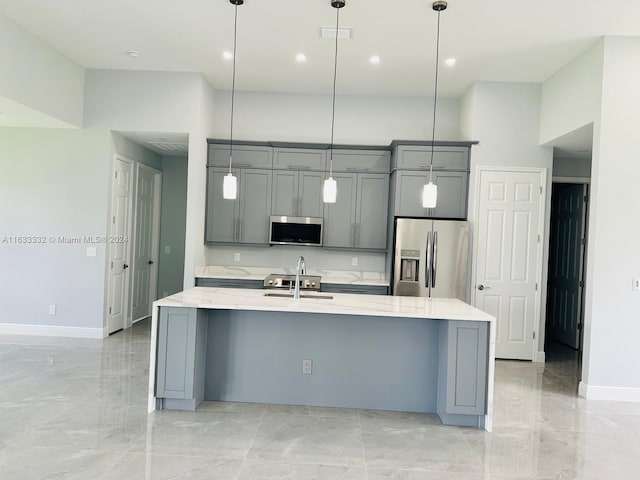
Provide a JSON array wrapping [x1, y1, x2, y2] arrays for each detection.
[[205, 245, 386, 274]]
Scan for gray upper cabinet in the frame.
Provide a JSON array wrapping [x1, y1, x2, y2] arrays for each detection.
[[205, 167, 272, 244], [393, 170, 468, 219], [208, 144, 273, 169], [329, 149, 391, 173], [394, 145, 469, 171], [324, 172, 389, 250], [272, 170, 324, 217], [273, 147, 326, 171]]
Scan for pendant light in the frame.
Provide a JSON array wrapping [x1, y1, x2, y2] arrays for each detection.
[[323, 0, 346, 204], [223, 0, 244, 200], [422, 0, 447, 209]]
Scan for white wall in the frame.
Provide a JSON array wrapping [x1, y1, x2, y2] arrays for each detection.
[[553, 156, 592, 179], [212, 91, 461, 145], [461, 81, 554, 357], [539, 40, 604, 145], [0, 128, 112, 334], [579, 37, 640, 397], [0, 14, 84, 127]]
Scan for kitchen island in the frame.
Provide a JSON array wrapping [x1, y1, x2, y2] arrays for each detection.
[[148, 287, 495, 430]]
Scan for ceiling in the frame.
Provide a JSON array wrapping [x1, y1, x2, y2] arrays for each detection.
[[1, 0, 640, 98], [117, 131, 190, 156]]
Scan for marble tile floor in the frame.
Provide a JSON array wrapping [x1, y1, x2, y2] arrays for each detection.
[[1, 322, 639, 480]]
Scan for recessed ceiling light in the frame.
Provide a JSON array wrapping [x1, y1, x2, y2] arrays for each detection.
[[127, 50, 141, 58], [223, 51, 234, 60], [296, 53, 307, 63], [369, 55, 381, 65], [445, 57, 457, 67]]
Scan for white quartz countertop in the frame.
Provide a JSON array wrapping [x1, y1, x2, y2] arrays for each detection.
[[154, 287, 494, 323], [195, 266, 389, 287]]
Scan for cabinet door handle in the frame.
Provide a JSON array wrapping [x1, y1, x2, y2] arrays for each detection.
[[293, 165, 311, 170], [238, 220, 243, 242], [350, 224, 355, 246], [356, 224, 360, 246], [235, 163, 251, 168]]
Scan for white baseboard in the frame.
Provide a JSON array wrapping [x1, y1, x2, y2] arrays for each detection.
[[579, 381, 640, 402], [535, 351, 546, 363], [0, 323, 104, 339]]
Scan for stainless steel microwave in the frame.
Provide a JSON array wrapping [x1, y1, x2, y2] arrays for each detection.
[[269, 216, 323, 246]]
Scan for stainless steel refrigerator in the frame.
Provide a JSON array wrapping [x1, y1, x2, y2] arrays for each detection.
[[392, 218, 470, 300]]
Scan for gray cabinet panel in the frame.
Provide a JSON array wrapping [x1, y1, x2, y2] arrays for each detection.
[[356, 173, 389, 250], [156, 307, 197, 399], [445, 321, 488, 415], [323, 174, 357, 248], [208, 144, 273, 168], [238, 169, 272, 244], [393, 170, 467, 219], [299, 171, 325, 217], [394, 170, 430, 218], [431, 171, 468, 219], [395, 146, 469, 171], [205, 168, 238, 243], [320, 284, 389, 295], [330, 149, 391, 173], [273, 148, 326, 170], [195, 278, 264, 289], [271, 170, 298, 216]]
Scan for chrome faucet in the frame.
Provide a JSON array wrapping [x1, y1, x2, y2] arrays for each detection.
[[294, 255, 306, 300]]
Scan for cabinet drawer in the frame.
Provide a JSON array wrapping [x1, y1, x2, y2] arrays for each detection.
[[273, 148, 326, 170], [329, 149, 391, 173], [395, 146, 469, 171], [208, 144, 273, 168]]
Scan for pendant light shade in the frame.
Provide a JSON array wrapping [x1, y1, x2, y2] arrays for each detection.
[[422, 181, 438, 208], [224, 0, 243, 200], [324, 0, 345, 204], [423, 1, 447, 209], [323, 177, 337, 203], [223, 172, 237, 199]]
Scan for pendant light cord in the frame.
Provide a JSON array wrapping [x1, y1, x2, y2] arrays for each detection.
[[329, 7, 340, 178], [428, 9, 442, 183], [229, 3, 239, 173]]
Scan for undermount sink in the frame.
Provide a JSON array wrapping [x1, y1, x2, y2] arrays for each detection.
[[263, 292, 334, 300]]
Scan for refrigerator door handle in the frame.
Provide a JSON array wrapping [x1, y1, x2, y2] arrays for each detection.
[[432, 231, 438, 287], [425, 231, 432, 288]]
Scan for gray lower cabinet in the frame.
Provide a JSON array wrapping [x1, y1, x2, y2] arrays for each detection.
[[195, 278, 264, 289], [205, 167, 272, 244], [156, 307, 207, 410], [324, 173, 389, 250], [320, 283, 389, 295], [438, 320, 488, 420], [272, 170, 324, 217], [393, 170, 468, 219]]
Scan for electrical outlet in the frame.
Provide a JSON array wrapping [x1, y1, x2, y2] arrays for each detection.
[[164, 246, 171, 255], [234, 252, 241, 262], [302, 359, 313, 375], [351, 257, 358, 266], [633, 278, 640, 292], [48, 305, 56, 315]]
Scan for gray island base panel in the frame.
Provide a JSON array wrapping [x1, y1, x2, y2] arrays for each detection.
[[148, 287, 496, 430]]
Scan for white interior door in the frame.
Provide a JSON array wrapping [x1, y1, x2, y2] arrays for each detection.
[[107, 156, 133, 335], [474, 168, 545, 360], [131, 164, 161, 322]]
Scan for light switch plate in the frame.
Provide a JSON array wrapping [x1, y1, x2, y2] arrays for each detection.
[[48, 305, 56, 315], [633, 278, 640, 291], [302, 359, 313, 375], [164, 246, 171, 254], [86, 247, 97, 257], [234, 252, 241, 262]]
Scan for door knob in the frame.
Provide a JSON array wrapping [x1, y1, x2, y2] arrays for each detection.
[[477, 284, 490, 291], [123, 264, 129, 270], [148, 260, 154, 265]]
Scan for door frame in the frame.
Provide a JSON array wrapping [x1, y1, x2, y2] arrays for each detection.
[[104, 154, 134, 337], [130, 163, 162, 325], [471, 165, 548, 361]]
